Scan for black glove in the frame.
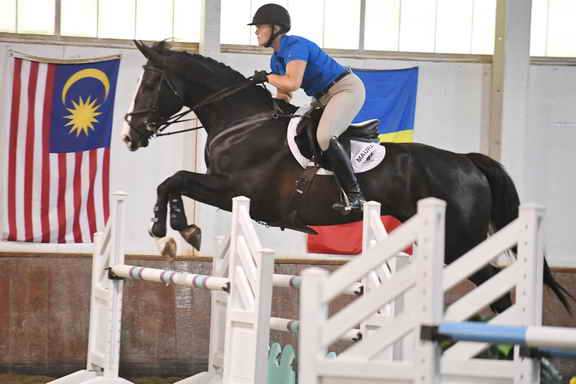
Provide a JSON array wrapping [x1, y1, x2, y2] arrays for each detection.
[[252, 70, 269, 84]]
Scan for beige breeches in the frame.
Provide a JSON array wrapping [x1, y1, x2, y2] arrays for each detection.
[[315, 72, 366, 151]]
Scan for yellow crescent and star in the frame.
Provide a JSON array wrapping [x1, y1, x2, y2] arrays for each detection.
[[62, 68, 110, 137]]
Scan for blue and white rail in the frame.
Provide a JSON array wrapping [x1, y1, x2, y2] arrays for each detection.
[[424, 322, 576, 359]]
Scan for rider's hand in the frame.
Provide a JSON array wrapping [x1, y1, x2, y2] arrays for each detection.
[[252, 70, 269, 84]]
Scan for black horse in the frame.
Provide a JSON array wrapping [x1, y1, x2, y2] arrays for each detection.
[[123, 41, 570, 313]]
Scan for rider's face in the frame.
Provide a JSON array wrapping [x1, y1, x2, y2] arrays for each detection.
[[255, 24, 273, 46]]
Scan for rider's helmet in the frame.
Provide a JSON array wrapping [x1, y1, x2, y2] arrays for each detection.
[[248, 3, 291, 32], [248, 3, 291, 47]]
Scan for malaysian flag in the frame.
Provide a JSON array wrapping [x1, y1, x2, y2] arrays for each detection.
[[0, 52, 120, 243]]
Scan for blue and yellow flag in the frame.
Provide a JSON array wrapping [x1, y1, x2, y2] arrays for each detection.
[[353, 67, 418, 143]]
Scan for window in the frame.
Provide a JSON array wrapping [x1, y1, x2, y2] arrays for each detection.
[[365, 0, 496, 54], [61, 0, 98, 37], [136, 0, 174, 41], [530, 0, 549, 56], [436, 0, 474, 54], [471, 0, 496, 54], [0, 0, 200, 42], [545, 0, 576, 57], [17, 0, 55, 35], [288, 0, 324, 46], [435, 0, 496, 54], [399, 0, 437, 53], [324, 1, 360, 49], [531, 0, 576, 57], [1, 0, 575, 58], [221, 0, 252, 45], [365, 0, 400, 51], [173, 0, 201, 43], [98, 0, 136, 39], [222, 0, 359, 49], [0, 0, 16, 33]]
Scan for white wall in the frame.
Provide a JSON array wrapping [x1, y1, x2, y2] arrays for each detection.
[[526, 65, 576, 266], [0, 42, 574, 266]]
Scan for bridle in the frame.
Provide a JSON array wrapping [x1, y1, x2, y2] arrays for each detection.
[[124, 64, 267, 140], [124, 64, 194, 139]]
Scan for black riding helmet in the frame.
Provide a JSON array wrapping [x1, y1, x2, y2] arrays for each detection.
[[248, 3, 291, 47]]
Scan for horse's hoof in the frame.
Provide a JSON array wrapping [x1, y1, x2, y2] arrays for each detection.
[[180, 224, 202, 251], [148, 221, 167, 238]]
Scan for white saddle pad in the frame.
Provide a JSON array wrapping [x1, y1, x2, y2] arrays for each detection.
[[287, 105, 386, 175]]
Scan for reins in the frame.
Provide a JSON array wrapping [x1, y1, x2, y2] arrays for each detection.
[[128, 63, 311, 139], [155, 75, 265, 136]]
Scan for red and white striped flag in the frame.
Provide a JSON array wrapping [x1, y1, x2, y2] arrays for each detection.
[[0, 52, 120, 243]]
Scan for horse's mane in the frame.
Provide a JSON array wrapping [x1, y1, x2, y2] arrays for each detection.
[[151, 41, 274, 105]]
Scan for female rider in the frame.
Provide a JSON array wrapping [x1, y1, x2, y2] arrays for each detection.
[[248, 3, 366, 212]]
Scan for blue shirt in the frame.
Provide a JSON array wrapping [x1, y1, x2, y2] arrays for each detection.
[[270, 35, 347, 97]]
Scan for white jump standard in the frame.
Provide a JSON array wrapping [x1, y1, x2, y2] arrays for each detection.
[[49, 193, 275, 384], [299, 200, 576, 384]]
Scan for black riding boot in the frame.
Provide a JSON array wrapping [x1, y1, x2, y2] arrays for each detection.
[[325, 137, 366, 213]]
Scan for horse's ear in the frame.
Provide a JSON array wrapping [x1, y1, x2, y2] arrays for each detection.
[[133, 40, 166, 68]]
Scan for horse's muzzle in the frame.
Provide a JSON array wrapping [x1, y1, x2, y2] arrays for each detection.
[[122, 132, 148, 151]]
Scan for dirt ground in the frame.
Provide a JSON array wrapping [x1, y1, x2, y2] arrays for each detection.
[[0, 375, 186, 384]]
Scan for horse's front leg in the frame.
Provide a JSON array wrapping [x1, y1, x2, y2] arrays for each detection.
[[150, 170, 233, 251]]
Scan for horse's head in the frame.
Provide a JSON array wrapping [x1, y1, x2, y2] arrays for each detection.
[[124, 40, 275, 151], [123, 40, 188, 151]]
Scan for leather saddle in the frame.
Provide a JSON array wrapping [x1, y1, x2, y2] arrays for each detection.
[[294, 106, 380, 169]]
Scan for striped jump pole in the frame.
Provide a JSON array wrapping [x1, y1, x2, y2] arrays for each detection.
[[270, 317, 362, 342], [422, 322, 576, 359], [109, 265, 365, 296], [109, 264, 231, 292], [273, 273, 363, 295]]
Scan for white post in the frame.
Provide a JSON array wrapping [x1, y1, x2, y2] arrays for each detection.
[[298, 267, 329, 384], [514, 204, 544, 384], [414, 198, 445, 384], [101, 192, 128, 378], [199, 0, 221, 57], [48, 192, 132, 384], [207, 235, 230, 376], [360, 201, 395, 360], [222, 196, 274, 384]]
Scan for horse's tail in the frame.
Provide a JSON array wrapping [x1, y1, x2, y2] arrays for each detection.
[[466, 152, 574, 313], [466, 152, 519, 231]]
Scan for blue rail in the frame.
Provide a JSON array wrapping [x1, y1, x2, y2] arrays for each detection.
[[421, 322, 576, 359]]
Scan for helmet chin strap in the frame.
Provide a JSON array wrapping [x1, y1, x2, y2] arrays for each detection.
[[264, 25, 283, 48]]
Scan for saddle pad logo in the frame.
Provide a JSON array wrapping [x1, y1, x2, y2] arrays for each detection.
[[354, 142, 378, 163]]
